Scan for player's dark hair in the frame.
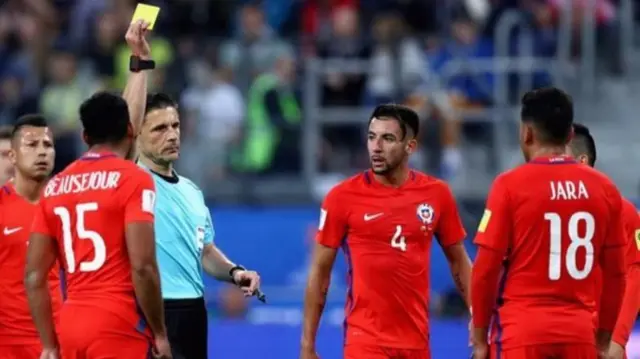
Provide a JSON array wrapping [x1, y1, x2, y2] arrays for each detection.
[[145, 93, 178, 115], [520, 87, 574, 146], [79, 92, 130, 146], [369, 104, 420, 139], [571, 123, 597, 166], [0, 126, 13, 141], [11, 114, 48, 140]]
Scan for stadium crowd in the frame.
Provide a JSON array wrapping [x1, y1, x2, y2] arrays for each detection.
[[0, 0, 626, 189]]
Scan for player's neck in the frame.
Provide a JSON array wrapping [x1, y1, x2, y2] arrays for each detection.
[[12, 172, 44, 203], [530, 146, 568, 160], [139, 154, 173, 177], [373, 168, 410, 188], [87, 144, 128, 159]]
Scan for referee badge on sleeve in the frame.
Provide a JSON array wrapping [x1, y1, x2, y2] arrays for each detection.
[[142, 189, 156, 214]]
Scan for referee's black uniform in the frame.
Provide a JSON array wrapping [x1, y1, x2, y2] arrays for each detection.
[[164, 297, 208, 359]]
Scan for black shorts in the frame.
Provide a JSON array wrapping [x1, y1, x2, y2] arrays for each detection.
[[164, 297, 208, 359]]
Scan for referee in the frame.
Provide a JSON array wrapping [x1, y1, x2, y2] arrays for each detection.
[[136, 93, 261, 359]]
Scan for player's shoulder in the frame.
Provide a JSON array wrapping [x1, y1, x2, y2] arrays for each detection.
[[176, 174, 202, 193], [621, 197, 638, 217], [325, 172, 366, 195], [411, 170, 452, 191], [0, 182, 15, 205]]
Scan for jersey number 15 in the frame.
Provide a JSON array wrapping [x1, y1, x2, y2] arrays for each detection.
[[544, 211, 595, 281], [54, 203, 106, 273]]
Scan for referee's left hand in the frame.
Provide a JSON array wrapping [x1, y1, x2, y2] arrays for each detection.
[[232, 270, 261, 297]]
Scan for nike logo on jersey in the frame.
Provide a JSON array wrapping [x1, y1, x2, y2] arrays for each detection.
[[3, 227, 22, 235], [364, 213, 384, 221]]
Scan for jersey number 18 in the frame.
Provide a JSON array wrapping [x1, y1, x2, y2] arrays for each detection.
[[54, 202, 106, 273], [544, 211, 595, 281]]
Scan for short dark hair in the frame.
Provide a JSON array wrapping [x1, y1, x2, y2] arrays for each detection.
[[571, 123, 596, 166], [0, 126, 13, 141], [520, 87, 574, 145], [145, 93, 178, 115], [369, 104, 420, 139], [79, 92, 130, 146], [12, 114, 48, 139]]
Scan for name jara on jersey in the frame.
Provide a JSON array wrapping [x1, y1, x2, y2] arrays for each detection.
[[550, 180, 589, 201], [44, 171, 121, 198]]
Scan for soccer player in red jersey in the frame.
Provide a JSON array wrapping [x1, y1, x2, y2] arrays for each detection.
[[24, 92, 172, 359], [0, 115, 60, 359], [567, 123, 640, 359], [470, 88, 627, 359], [301, 104, 472, 359]]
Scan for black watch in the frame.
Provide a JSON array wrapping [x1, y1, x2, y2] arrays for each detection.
[[129, 55, 156, 72], [229, 265, 246, 284]]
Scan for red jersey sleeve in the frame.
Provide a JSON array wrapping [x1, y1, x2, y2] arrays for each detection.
[[627, 207, 640, 264], [31, 198, 54, 237], [474, 175, 511, 252], [315, 186, 348, 249], [435, 183, 466, 247], [122, 170, 156, 224]]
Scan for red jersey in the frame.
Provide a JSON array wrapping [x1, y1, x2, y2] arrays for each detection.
[[474, 155, 626, 349], [31, 151, 156, 336], [621, 199, 640, 267], [317, 170, 466, 349], [0, 183, 62, 345]]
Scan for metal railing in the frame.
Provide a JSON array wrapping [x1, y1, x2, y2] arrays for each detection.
[[301, 2, 634, 191]]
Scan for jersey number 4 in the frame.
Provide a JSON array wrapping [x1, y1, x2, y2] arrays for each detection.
[[54, 202, 106, 273], [390, 225, 407, 251], [544, 211, 595, 281]]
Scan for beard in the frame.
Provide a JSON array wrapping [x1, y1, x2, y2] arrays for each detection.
[[371, 159, 400, 175]]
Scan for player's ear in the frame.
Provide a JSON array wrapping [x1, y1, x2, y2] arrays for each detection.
[[405, 138, 417, 154], [81, 130, 90, 146], [8, 148, 16, 166]]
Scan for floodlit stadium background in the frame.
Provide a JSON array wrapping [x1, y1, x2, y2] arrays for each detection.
[[2, 0, 640, 357]]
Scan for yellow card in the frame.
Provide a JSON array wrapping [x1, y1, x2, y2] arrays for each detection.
[[131, 3, 160, 30]]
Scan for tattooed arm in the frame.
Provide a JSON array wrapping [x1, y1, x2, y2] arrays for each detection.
[[301, 243, 338, 353], [442, 242, 473, 309]]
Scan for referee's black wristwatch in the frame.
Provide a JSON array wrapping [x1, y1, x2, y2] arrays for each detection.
[[129, 55, 156, 72], [229, 265, 246, 285]]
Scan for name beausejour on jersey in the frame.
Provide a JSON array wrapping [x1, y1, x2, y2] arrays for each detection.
[[44, 171, 122, 198]]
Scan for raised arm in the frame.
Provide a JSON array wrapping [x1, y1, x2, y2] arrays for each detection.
[[301, 190, 346, 357], [24, 201, 59, 353], [122, 20, 151, 161]]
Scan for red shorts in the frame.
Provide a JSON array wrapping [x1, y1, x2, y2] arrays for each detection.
[[344, 344, 430, 359], [491, 343, 597, 359], [0, 344, 41, 359], [58, 307, 151, 359]]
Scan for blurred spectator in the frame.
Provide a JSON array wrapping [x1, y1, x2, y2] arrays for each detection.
[[219, 4, 293, 92], [232, 48, 300, 174], [39, 49, 98, 173], [180, 58, 245, 184], [367, 12, 426, 103], [0, 70, 39, 126], [302, 0, 358, 50], [317, 5, 370, 106], [85, 10, 120, 89]]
